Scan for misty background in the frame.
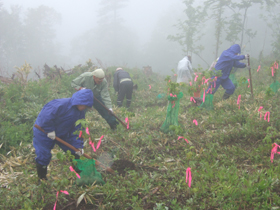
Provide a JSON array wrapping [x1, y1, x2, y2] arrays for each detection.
[[0, 0, 280, 78]]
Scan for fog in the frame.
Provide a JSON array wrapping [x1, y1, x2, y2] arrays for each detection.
[[0, 0, 279, 77]]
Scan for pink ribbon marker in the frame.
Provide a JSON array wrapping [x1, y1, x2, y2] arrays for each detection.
[[178, 136, 189, 144], [257, 65, 261, 72], [69, 166, 80, 179], [203, 88, 205, 103], [258, 106, 263, 119], [193, 119, 198, 126], [149, 85, 151, 89], [194, 75, 198, 82], [53, 190, 69, 210], [125, 117, 129, 129], [79, 131, 82, 138], [271, 143, 280, 163], [247, 79, 250, 88], [190, 97, 196, 103], [189, 81, 192, 86], [174, 74, 177, 76], [271, 66, 275, 77], [237, 95, 241, 109], [186, 167, 192, 188], [89, 135, 103, 152], [264, 111, 270, 122], [86, 127, 90, 135]]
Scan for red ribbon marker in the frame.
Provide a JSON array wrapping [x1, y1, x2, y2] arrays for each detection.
[[178, 136, 189, 144], [79, 131, 82, 138], [194, 75, 198, 81], [190, 97, 196, 103], [54, 190, 69, 210], [69, 166, 80, 179], [264, 111, 270, 122], [86, 127, 90, 135], [271, 67, 275, 77], [257, 65, 261, 72], [149, 85, 151, 89], [247, 79, 250, 88], [271, 143, 280, 163], [237, 95, 241, 109], [193, 119, 198, 126], [258, 106, 263, 119], [125, 117, 129, 129], [186, 167, 192, 188]]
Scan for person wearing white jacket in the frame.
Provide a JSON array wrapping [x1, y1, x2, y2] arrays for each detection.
[[176, 55, 194, 84]]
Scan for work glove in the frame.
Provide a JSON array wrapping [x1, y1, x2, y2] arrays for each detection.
[[109, 108, 113, 113], [75, 148, 84, 157], [244, 54, 249, 59], [79, 87, 86, 90], [47, 131, 56, 140]]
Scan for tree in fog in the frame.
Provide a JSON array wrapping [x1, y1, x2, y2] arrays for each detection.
[[71, 0, 139, 66], [0, 5, 24, 71], [168, 0, 207, 65], [23, 5, 61, 67]]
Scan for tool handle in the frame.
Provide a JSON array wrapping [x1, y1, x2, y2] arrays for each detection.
[[34, 124, 115, 174], [247, 54, 254, 99], [94, 97, 128, 129]]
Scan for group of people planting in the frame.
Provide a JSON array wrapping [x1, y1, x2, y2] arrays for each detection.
[[177, 44, 248, 100], [33, 67, 133, 180], [33, 43, 247, 181]]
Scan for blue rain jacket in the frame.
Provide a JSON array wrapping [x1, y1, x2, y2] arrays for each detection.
[[33, 89, 94, 166], [215, 44, 246, 79]]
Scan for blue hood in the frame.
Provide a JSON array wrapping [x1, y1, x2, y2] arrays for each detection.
[[227, 44, 241, 55], [71, 89, 94, 107]]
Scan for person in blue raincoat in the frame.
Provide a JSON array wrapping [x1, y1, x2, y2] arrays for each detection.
[[33, 89, 94, 180], [209, 44, 248, 100]]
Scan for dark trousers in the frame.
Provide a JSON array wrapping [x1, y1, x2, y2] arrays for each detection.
[[117, 81, 133, 108], [93, 95, 119, 129]]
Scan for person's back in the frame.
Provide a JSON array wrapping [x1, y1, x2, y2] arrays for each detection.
[[177, 56, 193, 83]]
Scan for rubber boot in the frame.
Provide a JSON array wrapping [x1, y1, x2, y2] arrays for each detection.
[[126, 99, 131, 108], [222, 92, 231, 100], [36, 162, 47, 180]]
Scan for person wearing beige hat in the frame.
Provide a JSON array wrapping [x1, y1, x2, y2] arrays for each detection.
[[113, 67, 133, 108], [71, 69, 119, 130]]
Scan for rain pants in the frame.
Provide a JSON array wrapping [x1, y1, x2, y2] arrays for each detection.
[[210, 44, 246, 95], [176, 56, 194, 83], [33, 89, 94, 166]]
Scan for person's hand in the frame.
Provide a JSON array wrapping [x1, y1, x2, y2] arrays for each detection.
[[244, 54, 249, 59], [47, 131, 56, 140], [75, 148, 84, 156]]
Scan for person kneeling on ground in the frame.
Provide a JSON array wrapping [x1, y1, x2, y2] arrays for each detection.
[[207, 44, 247, 100], [71, 69, 119, 130], [113, 67, 133, 108], [33, 89, 94, 180]]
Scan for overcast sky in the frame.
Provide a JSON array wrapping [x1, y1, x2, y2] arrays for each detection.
[[1, 0, 183, 47]]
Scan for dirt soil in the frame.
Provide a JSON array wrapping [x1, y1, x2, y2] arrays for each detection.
[[111, 159, 136, 176]]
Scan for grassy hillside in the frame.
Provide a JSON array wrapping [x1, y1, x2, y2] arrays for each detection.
[[0, 59, 280, 209]]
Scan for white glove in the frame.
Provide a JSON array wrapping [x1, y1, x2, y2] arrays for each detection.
[[47, 131, 56, 140], [79, 87, 86, 90], [109, 108, 113, 113], [244, 54, 249, 59], [75, 148, 84, 156]]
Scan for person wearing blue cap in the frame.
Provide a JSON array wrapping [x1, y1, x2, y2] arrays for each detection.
[[33, 89, 94, 180]]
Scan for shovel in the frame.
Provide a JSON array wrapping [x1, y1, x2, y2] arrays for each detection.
[[247, 54, 254, 99], [34, 124, 115, 174], [94, 97, 129, 129]]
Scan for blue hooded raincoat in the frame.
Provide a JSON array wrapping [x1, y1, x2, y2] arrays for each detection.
[[33, 89, 94, 166], [211, 44, 246, 95]]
